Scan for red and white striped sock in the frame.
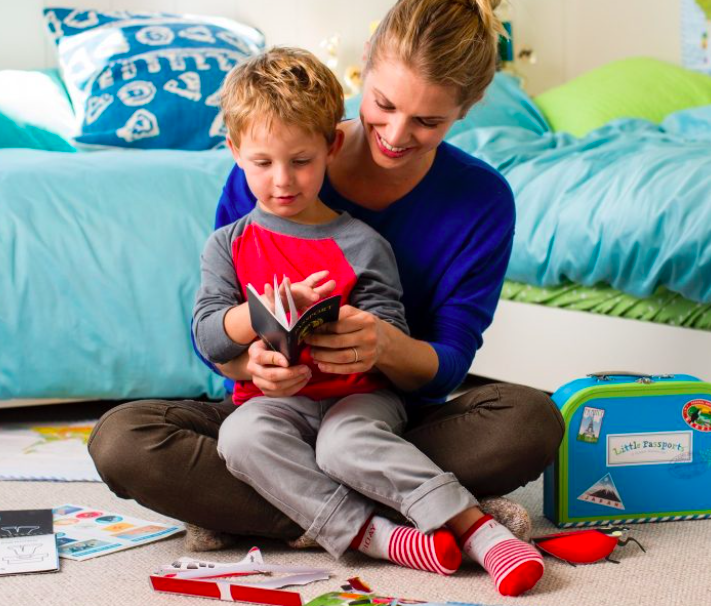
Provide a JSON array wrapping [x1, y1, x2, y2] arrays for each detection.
[[461, 514, 544, 596], [350, 515, 461, 576]]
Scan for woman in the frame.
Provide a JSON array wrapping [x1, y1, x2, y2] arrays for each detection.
[[89, 0, 564, 597]]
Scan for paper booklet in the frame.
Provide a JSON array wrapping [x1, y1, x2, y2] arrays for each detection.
[[0, 509, 59, 576], [247, 276, 340, 365], [53, 504, 183, 560]]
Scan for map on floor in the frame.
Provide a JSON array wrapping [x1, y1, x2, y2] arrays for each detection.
[[0, 421, 101, 482]]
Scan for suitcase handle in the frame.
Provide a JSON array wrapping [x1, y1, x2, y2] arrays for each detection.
[[587, 371, 674, 383]]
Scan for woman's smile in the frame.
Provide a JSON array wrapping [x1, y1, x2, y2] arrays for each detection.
[[374, 130, 413, 159]]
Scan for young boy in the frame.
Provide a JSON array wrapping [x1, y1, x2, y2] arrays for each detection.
[[192, 46, 463, 575], [192, 48, 543, 592]]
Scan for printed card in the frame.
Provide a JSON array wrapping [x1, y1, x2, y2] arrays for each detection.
[[0, 509, 59, 575], [53, 504, 183, 560]]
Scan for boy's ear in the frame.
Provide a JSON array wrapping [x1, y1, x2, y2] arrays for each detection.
[[326, 129, 345, 163], [225, 135, 243, 167]]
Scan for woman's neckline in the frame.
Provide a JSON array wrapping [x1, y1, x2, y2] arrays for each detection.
[[325, 120, 441, 213]]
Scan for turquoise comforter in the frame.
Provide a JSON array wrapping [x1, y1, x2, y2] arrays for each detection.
[[0, 149, 232, 399], [2, 105, 709, 399], [449, 105, 711, 304]]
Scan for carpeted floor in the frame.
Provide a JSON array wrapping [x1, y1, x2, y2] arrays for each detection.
[[0, 401, 708, 606]]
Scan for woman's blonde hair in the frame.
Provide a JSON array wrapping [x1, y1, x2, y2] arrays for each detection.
[[221, 47, 344, 145], [366, 0, 505, 111]]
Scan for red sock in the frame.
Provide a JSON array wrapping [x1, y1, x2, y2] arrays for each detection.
[[461, 514, 544, 596], [351, 515, 461, 576]]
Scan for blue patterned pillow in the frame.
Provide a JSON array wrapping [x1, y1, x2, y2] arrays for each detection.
[[44, 8, 265, 150]]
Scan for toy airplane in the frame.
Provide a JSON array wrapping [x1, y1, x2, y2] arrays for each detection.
[[162, 546, 264, 575], [151, 547, 332, 605]]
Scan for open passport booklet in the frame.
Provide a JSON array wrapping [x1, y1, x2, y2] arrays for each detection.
[[247, 276, 340, 365]]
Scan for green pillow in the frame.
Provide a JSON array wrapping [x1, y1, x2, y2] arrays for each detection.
[[534, 57, 711, 137], [0, 69, 76, 151]]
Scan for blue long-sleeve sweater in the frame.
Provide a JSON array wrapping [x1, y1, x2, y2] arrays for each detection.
[[206, 141, 515, 406]]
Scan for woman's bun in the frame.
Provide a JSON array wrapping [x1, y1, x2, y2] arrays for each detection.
[[469, 0, 502, 11], [467, 0, 506, 36]]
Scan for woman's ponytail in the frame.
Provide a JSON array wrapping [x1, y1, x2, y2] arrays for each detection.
[[470, 0, 506, 38], [366, 0, 506, 110]]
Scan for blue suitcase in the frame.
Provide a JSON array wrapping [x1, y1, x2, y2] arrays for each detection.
[[544, 372, 711, 527]]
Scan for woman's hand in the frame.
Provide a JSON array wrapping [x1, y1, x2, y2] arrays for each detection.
[[305, 305, 386, 374], [246, 340, 311, 397]]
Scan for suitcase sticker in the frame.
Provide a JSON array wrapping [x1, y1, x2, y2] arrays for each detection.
[[577, 473, 625, 510], [577, 407, 605, 444]]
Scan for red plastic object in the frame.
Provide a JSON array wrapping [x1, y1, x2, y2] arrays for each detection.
[[533, 529, 619, 564], [149, 574, 303, 605], [532, 526, 645, 565]]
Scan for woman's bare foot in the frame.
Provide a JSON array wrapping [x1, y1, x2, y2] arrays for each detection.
[[184, 523, 238, 552]]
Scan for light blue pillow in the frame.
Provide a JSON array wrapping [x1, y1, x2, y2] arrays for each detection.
[[344, 95, 361, 121], [345, 72, 550, 135], [44, 8, 265, 150], [0, 69, 76, 151], [449, 72, 550, 136]]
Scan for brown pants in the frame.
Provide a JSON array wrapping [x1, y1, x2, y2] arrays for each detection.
[[88, 382, 564, 540]]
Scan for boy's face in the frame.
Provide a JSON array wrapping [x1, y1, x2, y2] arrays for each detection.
[[227, 119, 342, 223]]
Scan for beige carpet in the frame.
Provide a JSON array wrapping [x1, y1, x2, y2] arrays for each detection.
[[1, 474, 707, 606], [0, 397, 708, 605]]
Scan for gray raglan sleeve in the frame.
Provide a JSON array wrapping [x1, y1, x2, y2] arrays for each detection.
[[192, 225, 250, 364], [342, 222, 410, 336]]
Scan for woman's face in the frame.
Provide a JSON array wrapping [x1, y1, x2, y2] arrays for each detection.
[[359, 57, 464, 170]]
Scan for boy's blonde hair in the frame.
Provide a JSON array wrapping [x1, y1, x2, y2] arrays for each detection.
[[221, 47, 344, 146], [367, 0, 505, 111]]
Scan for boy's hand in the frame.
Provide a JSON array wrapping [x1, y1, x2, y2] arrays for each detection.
[[247, 340, 311, 397], [263, 270, 336, 313]]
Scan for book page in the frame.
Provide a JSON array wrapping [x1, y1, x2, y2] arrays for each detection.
[[272, 276, 289, 329], [282, 276, 298, 330], [247, 283, 289, 331]]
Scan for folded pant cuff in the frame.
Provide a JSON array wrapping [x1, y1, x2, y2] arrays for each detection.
[[304, 484, 373, 558], [401, 472, 479, 533]]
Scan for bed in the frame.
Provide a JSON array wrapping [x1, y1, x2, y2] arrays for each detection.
[[466, 58, 711, 391], [2, 11, 711, 406]]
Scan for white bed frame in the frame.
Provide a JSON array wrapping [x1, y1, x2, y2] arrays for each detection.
[[4, 303, 709, 409], [473, 300, 711, 392]]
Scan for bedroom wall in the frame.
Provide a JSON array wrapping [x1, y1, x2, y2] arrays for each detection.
[[508, 0, 683, 94], [0, 0, 394, 82], [0, 0, 684, 94]]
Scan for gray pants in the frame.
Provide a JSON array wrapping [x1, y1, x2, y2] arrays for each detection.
[[88, 382, 565, 545], [217, 390, 478, 558]]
